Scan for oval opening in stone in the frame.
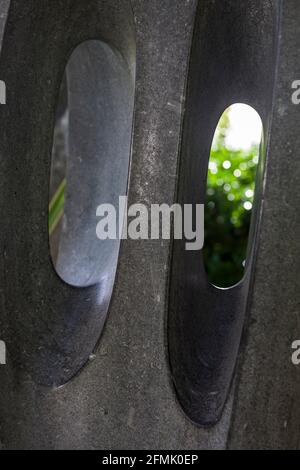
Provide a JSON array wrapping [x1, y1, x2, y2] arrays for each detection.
[[204, 103, 263, 288], [49, 40, 135, 287]]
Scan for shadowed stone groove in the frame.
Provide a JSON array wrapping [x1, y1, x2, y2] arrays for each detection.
[[168, 0, 281, 426], [0, 0, 136, 386]]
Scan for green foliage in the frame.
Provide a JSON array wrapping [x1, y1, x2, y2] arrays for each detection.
[[204, 128, 259, 288]]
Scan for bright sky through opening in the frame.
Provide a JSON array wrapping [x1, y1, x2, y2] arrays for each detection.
[[225, 103, 262, 150]]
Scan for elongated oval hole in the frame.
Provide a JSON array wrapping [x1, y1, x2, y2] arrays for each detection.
[[204, 103, 263, 288], [49, 40, 135, 287]]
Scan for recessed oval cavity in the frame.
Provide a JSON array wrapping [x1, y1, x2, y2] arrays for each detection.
[[204, 103, 263, 288], [49, 40, 135, 287]]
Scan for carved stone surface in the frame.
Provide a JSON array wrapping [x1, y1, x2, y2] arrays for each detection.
[[168, 0, 280, 426], [229, 0, 300, 449]]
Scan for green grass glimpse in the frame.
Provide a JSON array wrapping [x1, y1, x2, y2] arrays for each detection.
[[49, 178, 66, 236]]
